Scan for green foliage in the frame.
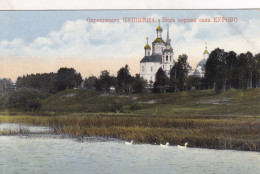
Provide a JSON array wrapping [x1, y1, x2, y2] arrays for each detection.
[[0, 78, 13, 93], [186, 75, 202, 90], [95, 70, 116, 93], [6, 88, 46, 111], [84, 76, 97, 89], [56, 67, 83, 91], [169, 54, 189, 92], [116, 65, 134, 93], [154, 68, 169, 93], [132, 74, 147, 93], [205, 48, 260, 93]]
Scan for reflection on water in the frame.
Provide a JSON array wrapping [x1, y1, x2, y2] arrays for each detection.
[[0, 123, 53, 133], [0, 135, 259, 174]]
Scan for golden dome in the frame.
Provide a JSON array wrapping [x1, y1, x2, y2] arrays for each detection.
[[170, 46, 173, 51], [156, 26, 163, 31], [144, 44, 151, 49], [204, 50, 209, 54], [153, 38, 165, 43]]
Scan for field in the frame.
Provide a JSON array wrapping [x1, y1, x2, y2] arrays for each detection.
[[0, 88, 259, 151]]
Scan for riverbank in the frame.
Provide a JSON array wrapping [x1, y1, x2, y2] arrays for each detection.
[[0, 113, 259, 151]]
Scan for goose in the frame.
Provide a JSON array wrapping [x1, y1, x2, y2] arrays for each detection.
[[160, 142, 170, 148], [177, 142, 188, 148], [125, 140, 134, 145]]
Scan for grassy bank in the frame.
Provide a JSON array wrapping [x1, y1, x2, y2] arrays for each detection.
[[41, 88, 260, 117], [0, 114, 259, 151]]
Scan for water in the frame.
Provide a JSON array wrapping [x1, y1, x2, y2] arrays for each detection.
[[0, 123, 53, 133], [0, 124, 259, 174]]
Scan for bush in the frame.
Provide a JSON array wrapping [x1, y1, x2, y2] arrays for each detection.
[[6, 88, 47, 111]]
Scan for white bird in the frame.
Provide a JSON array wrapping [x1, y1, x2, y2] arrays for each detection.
[[177, 142, 188, 148], [125, 140, 133, 145], [160, 142, 170, 148]]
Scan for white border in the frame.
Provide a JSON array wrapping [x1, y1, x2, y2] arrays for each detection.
[[0, 0, 260, 10]]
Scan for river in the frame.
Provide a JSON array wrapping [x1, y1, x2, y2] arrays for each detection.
[[0, 124, 259, 174]]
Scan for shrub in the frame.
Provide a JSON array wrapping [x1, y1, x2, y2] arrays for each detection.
[[6, 88, 47, 111]]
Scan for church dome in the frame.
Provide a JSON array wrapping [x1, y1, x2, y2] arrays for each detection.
[[156, 26, 163, 31], [170, 46, 173, 51], [204, 50, 209, 54], [144, 43, 151, 49], [153, 38, 165, 43]]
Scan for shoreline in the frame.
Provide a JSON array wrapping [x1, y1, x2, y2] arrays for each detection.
[[0, 117, 259, 152], [0, 130, 259, 153]]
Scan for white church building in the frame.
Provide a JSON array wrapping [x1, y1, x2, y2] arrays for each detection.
[[189, 42, 209, 78], [140, 21, 175, 85], [140, 22, 209, 84]]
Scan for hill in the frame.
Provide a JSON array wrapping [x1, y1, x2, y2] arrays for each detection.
[[42, 88, 260, 117]]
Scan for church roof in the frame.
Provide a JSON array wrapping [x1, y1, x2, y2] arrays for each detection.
[[163, 49, 173, 53], [153, 38, 165, 44], [140, 54, 162, 63]]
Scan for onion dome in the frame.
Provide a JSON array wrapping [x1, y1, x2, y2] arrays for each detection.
[[204, 50, 209, 54], [144, 37, 151, 49], [203, 41, 209, 54], [144, 43, 151, 49], [156, 25, 163, 31], [156, 19, 163, 31]]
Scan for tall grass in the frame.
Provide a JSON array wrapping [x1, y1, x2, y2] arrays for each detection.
[[0, 114, 259, 151]]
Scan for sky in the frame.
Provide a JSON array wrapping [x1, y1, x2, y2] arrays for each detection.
[[0, 10, 260, 81]]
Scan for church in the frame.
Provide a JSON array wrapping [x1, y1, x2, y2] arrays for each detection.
[[140, 21, 209, 84], [140, 21, 174, 85]]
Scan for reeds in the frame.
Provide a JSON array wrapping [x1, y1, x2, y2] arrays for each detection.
[[0, 114, 259, 151]]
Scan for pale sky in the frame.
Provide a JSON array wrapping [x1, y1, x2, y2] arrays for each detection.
[[0, 10, 260, 81]]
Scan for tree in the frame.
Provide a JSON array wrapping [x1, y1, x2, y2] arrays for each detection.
[[225, 51, 238, 89], [55, 67, 83, 91], [186, 75, 202, 90], [0, 78, 13, 93], [95, 70, 114, 93], [132, 74, 147, 93], [205, 48, 222, 89], [153, 68, 169, 93], [253, 53, 260, 88], [16, 73, 57, 93], [84, 76, 97, 89], [237, 53, 249, 89], [169, 54, 189, 92], [245, 51, 254, 88], [116, 65, 133, 93], [6, 88, 46, 111]]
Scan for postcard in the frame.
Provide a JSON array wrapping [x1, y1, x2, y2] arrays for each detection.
[[0, 9, 259, 174]]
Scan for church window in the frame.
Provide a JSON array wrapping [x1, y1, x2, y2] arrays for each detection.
[[142, 66, 144, 72], [151, 66, 153, 72], [148, 51, 150, 55], [170, 56, 171, 61], [161, 47, 163, 52], [166, 56, 168, 61], [170, 65, 172, 69], [163, 65, 164, 69]]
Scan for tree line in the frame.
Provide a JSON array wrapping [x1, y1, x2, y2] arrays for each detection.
[[0, 47, 259, 111]]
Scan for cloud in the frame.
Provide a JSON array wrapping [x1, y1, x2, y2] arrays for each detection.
[[0, 14, 260, 81]]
